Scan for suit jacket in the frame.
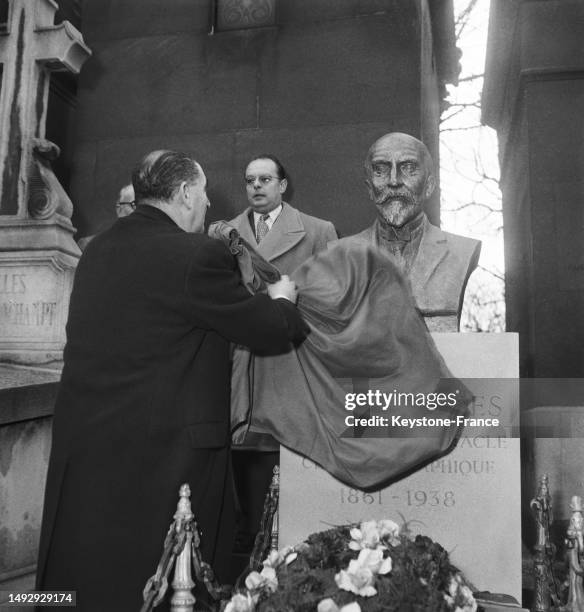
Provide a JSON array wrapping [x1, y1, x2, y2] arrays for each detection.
[[36, 205, 306, 611], [350, 215, 481, 331], [229, 202, 337, 275]]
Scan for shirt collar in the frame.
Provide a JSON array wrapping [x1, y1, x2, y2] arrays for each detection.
[[253, 203, 282, 225]]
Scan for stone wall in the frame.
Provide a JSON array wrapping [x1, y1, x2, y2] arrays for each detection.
[[483, 0, 584, 378], [70, 0, 456, 239]]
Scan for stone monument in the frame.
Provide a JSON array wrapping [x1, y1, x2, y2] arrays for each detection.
[[0, 0, 90, 596], [279, 334, 522, 602], [348, 132, 481, 332], [0, 0, 91, 364]]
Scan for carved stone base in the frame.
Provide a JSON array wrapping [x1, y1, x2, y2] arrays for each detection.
[[0, 222, 79, 365]]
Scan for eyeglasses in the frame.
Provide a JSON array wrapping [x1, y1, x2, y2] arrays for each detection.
[[116, 201, 136, 210], [244, 175, 279, 186]]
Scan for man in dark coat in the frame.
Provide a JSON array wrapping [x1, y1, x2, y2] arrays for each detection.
[[36, 150, 307, 611]]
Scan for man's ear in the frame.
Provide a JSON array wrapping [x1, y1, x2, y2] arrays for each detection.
[[180, 181, 193, 208], [279, 178, 288, 194], [424, 174, 436, 199]]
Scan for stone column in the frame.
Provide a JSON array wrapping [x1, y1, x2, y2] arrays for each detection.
[[0, 0, 90, 364]]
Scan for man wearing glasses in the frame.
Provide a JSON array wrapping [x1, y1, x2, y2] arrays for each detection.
[[229, 154, 337, 553], [114, 183, 136, 217], [78, 183, 136, 250], [230, 154, 336, 269]]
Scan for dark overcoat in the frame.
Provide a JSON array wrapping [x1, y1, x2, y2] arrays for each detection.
[[36, 205, 305, 611]]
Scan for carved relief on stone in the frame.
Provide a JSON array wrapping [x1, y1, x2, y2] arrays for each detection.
[[27, 138, 73, 223], [217, 0, 276, 31]]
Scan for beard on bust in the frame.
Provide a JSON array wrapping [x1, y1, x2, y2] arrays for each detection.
[[374, 189, 421, 228]]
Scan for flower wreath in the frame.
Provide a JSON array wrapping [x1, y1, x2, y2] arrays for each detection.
[[223, 520, 478, 612]]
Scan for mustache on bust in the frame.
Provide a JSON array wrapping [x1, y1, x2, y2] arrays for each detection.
[[374, 188, 416, 206]]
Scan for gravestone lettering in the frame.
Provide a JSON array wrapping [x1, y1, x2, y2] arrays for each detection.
[[279, 333, 521, 602]]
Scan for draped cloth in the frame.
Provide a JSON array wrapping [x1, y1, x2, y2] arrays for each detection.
[[209, 222, 471, 490]]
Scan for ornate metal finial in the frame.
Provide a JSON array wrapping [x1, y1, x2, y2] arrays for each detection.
[[142, 484, 230, 612], [530, 474, 559, 612], [561, 495, 584, 611], [572, 497, 584, 515], [170, 484, 195, 612], [174, 484, 194, 523], [269, 465, 280, 552]]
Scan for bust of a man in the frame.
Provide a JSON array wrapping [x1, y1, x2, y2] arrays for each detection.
[[352, 132, 481, 331]]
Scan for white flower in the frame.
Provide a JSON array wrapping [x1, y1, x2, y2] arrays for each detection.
[[263, 550, 281, 569], [317, 600, 361, 612], [377, 519, 400, 545], [244, 571, 263, 591], [263, 546, 297, 570], [285, 551, 298, 564], [335, 547, 392, 597], [317, 599, 339, 612], [349, 519, 401, 551], [224, 592, 255, 612], [355, 548, 392, 575], [444, 574, 477, 612], [349, 520, 383, 551], [244, 566, 278, 594], [335, 564, 376, 597], [335, 561, 376, 597]]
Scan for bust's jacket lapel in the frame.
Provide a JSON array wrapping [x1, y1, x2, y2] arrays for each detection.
[[409, 217, 449, 307]]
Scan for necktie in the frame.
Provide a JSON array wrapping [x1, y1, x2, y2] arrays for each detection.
[[256, 214, 270, 243]]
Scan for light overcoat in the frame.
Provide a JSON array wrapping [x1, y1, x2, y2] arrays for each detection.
[[229, 202, 337, 275]]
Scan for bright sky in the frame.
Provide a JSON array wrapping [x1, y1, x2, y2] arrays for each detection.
[[440, 0, 504, 330]]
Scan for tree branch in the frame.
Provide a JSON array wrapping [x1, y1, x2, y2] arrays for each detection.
[[477, 265, 505, 282], [458, 73, 484, 83], [440, 124, 483, 132]]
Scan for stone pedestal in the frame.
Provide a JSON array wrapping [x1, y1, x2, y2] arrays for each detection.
[[0, 364, 60, 593], [0, 223, 78, 364], [279, 333, 521, 602]]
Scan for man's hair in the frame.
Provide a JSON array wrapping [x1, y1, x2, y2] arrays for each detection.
[[246, 154, 287, 181], [132, 150, 201, 202]]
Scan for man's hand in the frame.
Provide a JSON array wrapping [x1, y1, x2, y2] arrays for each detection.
[[267, 275, 298, 303]]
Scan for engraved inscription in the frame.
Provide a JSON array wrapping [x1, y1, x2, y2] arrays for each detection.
[[458, 435, 508, 449], [425, 458, 496, 476], [406, 490, 455, 507], [339, 487, 456, 508], [468, 394, 502, 418], [0, 273, 26, 294], [340, 488, 382, 505], [0, 301, 57, 326]]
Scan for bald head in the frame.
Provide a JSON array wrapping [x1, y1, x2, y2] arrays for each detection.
[[364, 132, 435, 228], [366, 133, 434, 173]]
